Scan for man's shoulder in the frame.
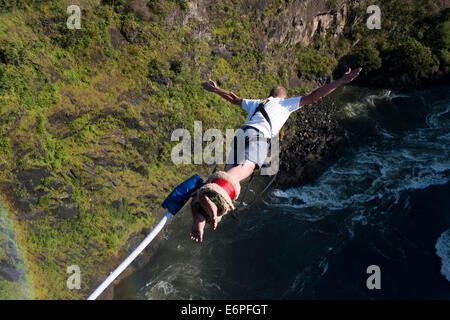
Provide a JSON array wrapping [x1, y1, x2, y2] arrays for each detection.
[[281, 96, 302, 104], [242, 98, 263, 107], [243, 98, 263, 103], [278, 96, 302, 111], [241, 98, 262, 112]]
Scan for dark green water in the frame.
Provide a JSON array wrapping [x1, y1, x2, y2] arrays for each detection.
[[114, 86, 450, 299]]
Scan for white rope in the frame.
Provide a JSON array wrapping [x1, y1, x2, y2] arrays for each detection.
[[87, 211, 173, 300]]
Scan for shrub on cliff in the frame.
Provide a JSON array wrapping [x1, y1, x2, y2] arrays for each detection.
[[349, 41, 382, 73], [393, 37, 436, 75], [296, 49, 337, 77], [0, 40, 27, 66], [417, 8, 450, 73], [175, 0, 189, 11], [102, 0, 127, 6], [0, 137, 9, 156], [0, 0, 27, 10]]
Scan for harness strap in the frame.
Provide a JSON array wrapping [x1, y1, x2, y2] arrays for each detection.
[[250, 99, 273, 136]]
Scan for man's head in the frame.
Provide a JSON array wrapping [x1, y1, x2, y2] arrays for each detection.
[[269, 86, 287, 99]]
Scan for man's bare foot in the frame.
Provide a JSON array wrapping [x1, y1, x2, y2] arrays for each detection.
[[190, 210, 206, 242], [199, 194, 219, 230]]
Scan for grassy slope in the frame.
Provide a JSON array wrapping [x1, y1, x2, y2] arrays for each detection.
[[0, 0, 295, 299], [0, 0, 447, 299]]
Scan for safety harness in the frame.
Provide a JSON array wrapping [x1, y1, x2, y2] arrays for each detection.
[[250, 99, 272, 135], [247, 98, 284, 140]]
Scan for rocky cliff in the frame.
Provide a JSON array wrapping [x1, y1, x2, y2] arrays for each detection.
[[182, 0, 356, 45]]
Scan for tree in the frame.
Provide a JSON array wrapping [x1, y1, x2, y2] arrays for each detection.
[[350, 41, 382, 72], [297, 49, 337, 77], [394, 37, 435, 74]]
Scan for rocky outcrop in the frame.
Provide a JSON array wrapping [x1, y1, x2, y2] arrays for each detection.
[[260, 0, 352, 46], [182, 0, 448, 47], [15, 166, 51, 195], [183, 0, 361, 46], [277, 96, 348, 188], [0, 264, 23, 282]]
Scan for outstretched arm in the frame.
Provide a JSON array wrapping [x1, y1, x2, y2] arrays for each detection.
[[201, 79, 243, 106], [299, 67, 362, 107]]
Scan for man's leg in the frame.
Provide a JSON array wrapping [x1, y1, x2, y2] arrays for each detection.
[[225, 160, 256, 182], [190, 160, 256, 241], [190, 204, 206, 242], [190, 128, 263, 242], [200, 160, 256, 229], [198, 192, 219, 230]]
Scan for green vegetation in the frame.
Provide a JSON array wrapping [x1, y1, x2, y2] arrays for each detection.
[[326, 0, 339, 10], [297, 47, 337, 77], [0, 137, 9, 155], [348, 40, 382, 73], [341, 1, 449, 80], [394, 37, 436, 74]]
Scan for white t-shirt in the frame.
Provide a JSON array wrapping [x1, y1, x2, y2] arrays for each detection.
[[241, 96, 302, 138]]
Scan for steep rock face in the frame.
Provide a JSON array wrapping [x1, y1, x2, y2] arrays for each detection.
[[260, 0, 352, 46], [183, 0, 362, 46]]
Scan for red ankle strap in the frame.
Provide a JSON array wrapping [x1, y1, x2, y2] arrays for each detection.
[[212, 179, 236, 200]]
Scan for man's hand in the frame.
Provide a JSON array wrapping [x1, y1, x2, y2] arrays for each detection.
[[201, 79, 218, 92], [299, 66, 362, 107], [201, 79, 242, 106], [339, 67, 362, 85]]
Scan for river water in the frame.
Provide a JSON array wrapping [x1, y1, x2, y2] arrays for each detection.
[[114, 86, 450, 299]]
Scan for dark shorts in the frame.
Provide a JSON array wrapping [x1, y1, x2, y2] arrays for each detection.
[[226, 126, 270, 169]]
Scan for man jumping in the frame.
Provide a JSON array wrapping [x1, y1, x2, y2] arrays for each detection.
[[190, 67, 362, 242]]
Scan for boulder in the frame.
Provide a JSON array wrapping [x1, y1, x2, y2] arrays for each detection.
[[0, 264, 22, 282], [15, 166, 51, 193], [57, 203, 79, 219]]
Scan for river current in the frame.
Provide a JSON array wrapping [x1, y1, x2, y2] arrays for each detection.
[[112, 86, 450, 299]]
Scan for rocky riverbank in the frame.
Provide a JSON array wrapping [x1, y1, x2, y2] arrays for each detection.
[[277, 96, 348, 189]]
